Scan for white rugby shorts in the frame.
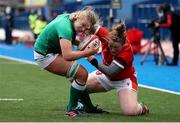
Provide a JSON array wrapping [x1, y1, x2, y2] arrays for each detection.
[[34, 51, 58, 69], [90, 70, 138, 92]]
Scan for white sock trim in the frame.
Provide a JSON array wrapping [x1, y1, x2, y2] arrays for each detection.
[[72, 80, 86, 91], [138, 103, 143, 114]]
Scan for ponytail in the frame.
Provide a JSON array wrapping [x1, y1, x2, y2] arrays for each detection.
[[109, 22, 126, 44]]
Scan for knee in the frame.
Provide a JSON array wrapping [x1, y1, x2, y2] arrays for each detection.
[[74, 65, 88, 83], [121, 104, 138, 116], [77, 66, 88, 79]]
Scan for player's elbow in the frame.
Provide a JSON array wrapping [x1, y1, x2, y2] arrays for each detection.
[[62, 54, 74, 61], [104, 71, 115, 78], [61, 51, 75, 61]]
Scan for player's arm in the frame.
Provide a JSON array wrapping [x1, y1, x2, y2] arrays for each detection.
[[74, 33, 86, 46], [155, 14, 172, 28], [159, 14, 172, 28], [88, 57, 126, 77], [60, 39, 98, 61]]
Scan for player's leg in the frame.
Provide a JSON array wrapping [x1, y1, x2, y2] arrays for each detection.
[[66, 64, 88, 114], [118, 89, 139, 115], [171, 36, 179, 65], [118, 89, 149, 115], [78, 71, 109, 113], [117, 75, 149, 116], [44, 54, 88, 116], [80, 73, 105, 112], [86, 73, 106, 93]]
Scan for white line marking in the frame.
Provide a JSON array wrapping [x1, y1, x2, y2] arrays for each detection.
[[0, 98, 24, 101], [139, 84, 180, 95], [0, 62, 28, 64], [1, 55, 180, 95]]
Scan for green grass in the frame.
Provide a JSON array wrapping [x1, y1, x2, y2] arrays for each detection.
[[0, 58, 180, 122]]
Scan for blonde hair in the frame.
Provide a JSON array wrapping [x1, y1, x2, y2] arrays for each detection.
[[73, 6, 100, 28], [108, 22, 126, 45]]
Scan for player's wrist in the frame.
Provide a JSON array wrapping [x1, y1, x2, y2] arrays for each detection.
[[89, 58, 98, 67]]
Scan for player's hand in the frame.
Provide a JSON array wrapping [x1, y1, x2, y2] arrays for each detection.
[[87, 55, 95, 62], [87, 44, 99, 55], [155, 22, 159, 28], [87, 56, 98, 67]]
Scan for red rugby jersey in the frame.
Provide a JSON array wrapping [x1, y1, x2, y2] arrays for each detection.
[[96, 26, 135, 80]]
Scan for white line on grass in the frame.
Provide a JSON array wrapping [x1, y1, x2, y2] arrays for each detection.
[[1, 55, 180, 95], [139, 84, 180, 95], [0, 62, 29, 64], [0, 98, 24, 101]]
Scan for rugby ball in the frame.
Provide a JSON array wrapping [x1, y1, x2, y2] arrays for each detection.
[[78, 35, 101, 51]]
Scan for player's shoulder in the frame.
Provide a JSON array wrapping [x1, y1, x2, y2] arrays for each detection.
[[52, 14, 73, 33], [116, 40, 133, 58], [96, 26, 109, 38], [55, 13, 70, 20], [51, 14, 71, 26]]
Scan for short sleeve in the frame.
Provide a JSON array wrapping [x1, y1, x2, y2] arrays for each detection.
[[55, 20, 73, 41]]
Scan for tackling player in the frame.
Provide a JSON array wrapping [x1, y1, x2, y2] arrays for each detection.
[[86, 22, 149, 116]]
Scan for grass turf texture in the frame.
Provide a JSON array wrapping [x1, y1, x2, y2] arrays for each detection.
[[0, 58, 180, 122]]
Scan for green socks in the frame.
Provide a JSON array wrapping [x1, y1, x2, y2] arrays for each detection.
[[80, 89, 95, 110], [67, 80, 86, 112]]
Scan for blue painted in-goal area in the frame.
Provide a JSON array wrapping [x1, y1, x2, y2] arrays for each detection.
[[0, 43, 180, 94], [0, 43, 34, 61]]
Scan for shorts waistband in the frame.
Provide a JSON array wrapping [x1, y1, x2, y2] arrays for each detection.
[[35, 50, 46, 56]]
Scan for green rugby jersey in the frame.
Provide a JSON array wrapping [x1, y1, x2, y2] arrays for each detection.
[[34, 14, 76, 55]]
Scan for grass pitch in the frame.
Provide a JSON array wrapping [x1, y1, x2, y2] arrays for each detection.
[[0, 58, 180, 122]]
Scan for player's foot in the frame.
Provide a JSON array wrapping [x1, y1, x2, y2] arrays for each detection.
[[65, 110, 79, 118], [76, 101, 85, 112], [66, 104, 88, 118], [76, 101, 109, 114], [85, 105, 109, 114], [140, 102, 149, 115]]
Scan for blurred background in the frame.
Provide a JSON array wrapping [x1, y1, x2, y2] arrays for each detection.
[[0, 0, 180, 41], [0, 0, 180, 62], [0, 0, 180, 112], [0, 1, 180, 121]]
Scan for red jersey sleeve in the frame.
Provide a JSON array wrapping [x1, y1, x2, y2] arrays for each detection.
[[111, 40, 135, 80], [159, 14, 172, 28]]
